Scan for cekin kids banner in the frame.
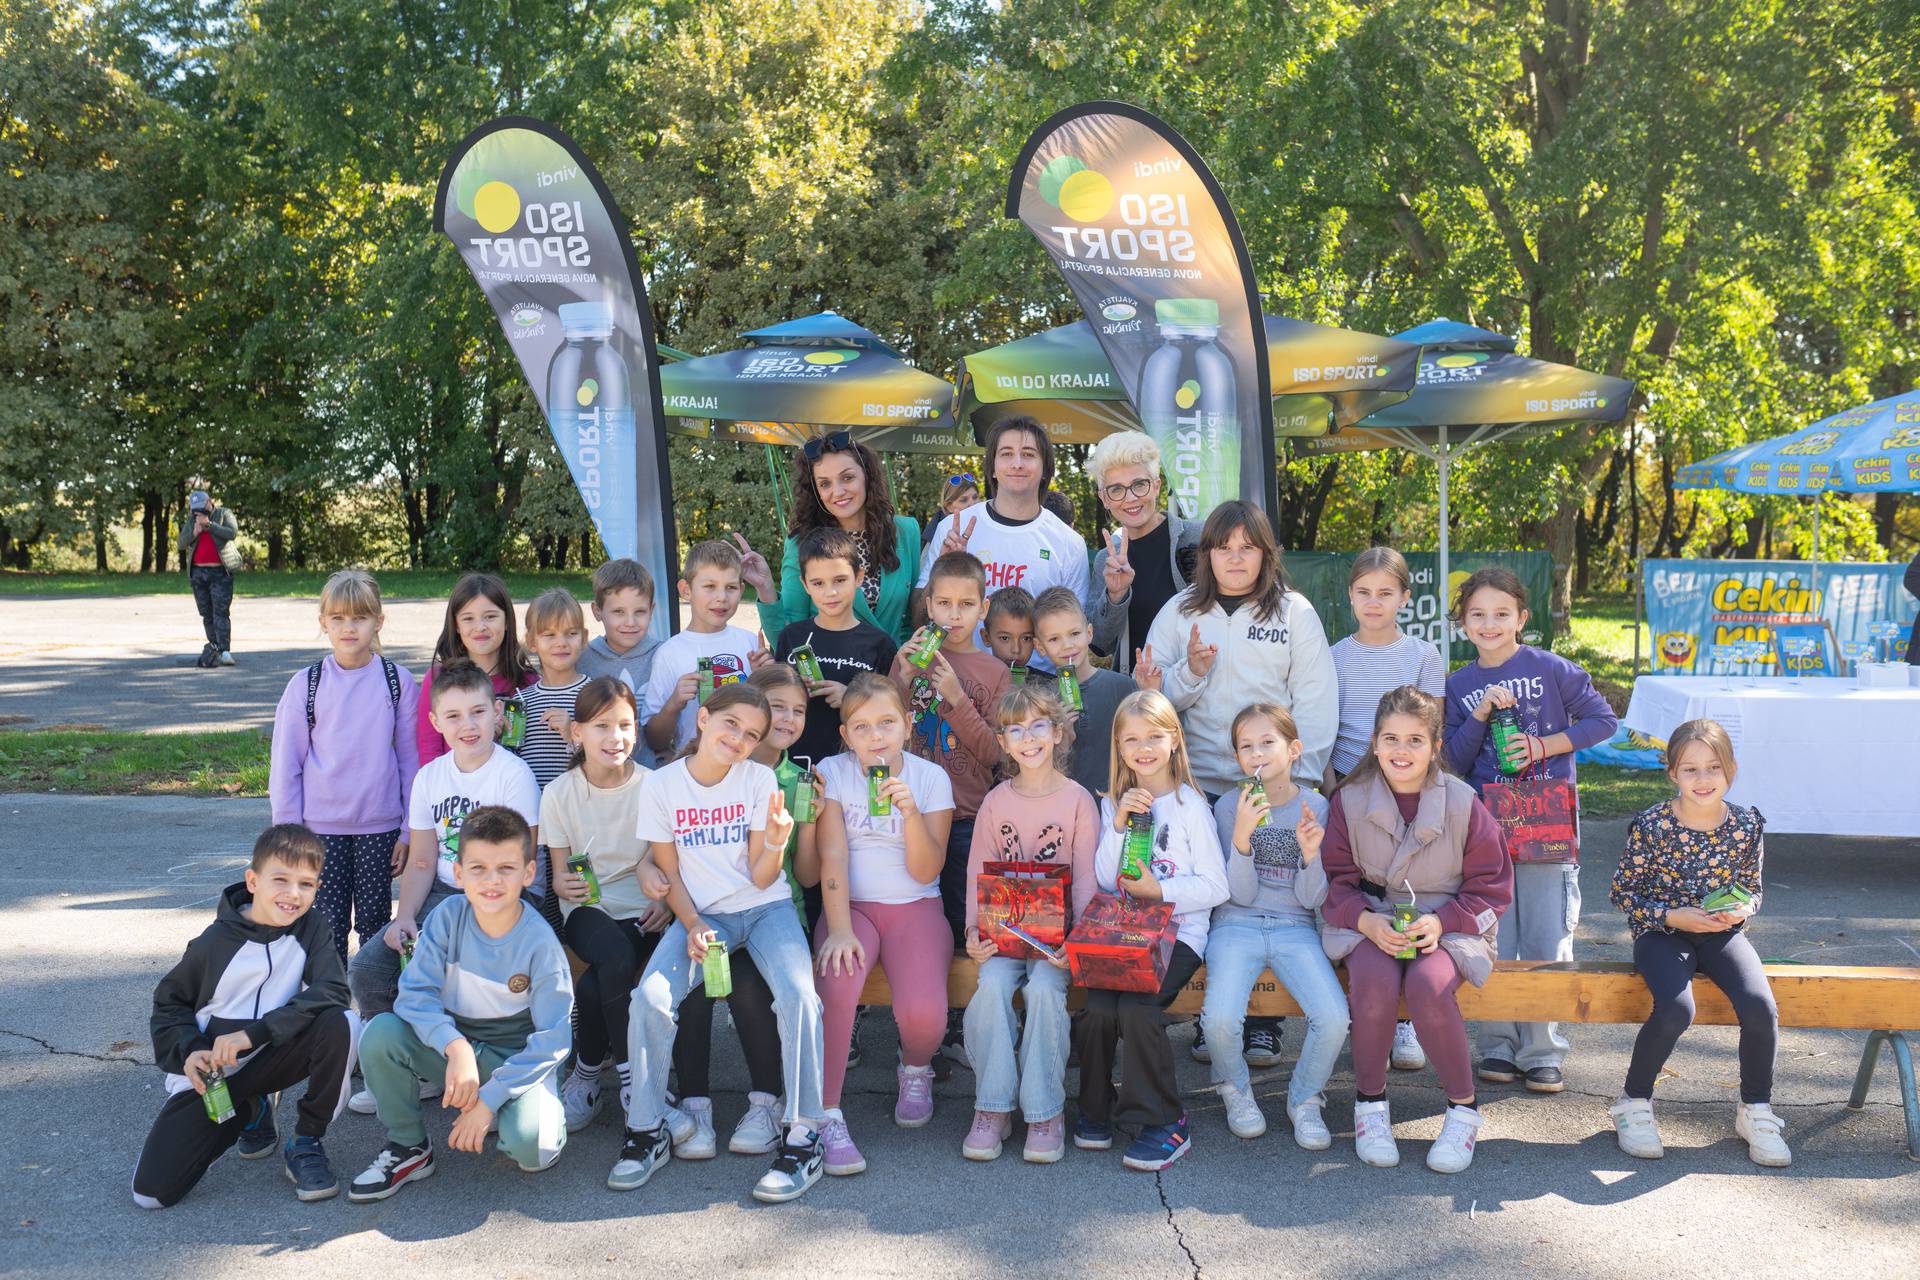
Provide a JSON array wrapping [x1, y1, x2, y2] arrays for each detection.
[[1006, 102, 1275, 518], [434, 117, 675, 639], [1642, 559, 1917, 674]]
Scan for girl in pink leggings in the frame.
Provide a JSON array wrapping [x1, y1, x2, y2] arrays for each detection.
[[812, 674, 955, 1175], [1320, 686, 1512, 1175]]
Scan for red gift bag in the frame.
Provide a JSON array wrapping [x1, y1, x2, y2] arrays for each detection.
[[1065, 891, 1177, 993], [1482, 773, 1579, 865], [976, 861, 1073, 960]]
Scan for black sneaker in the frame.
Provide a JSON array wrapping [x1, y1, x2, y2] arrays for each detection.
[[283, 1135, 338, 1201], [348, 1141, 434, 1202], [1477, 1057, 1520, 1084], [1243, 1023, 1284, 1068], [751, 1133, 823, 1203], [607, 1126, 669, 1192], [235, 1095, 278, 1159], [1524, 1065, 1566, 1094], [1189, 1021, 1211, 1063]]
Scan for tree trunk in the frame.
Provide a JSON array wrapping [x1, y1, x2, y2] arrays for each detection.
[[92, 506, 108, 572]]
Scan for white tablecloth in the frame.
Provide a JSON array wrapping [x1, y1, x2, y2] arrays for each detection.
[[1622, 676, 1920, 837]]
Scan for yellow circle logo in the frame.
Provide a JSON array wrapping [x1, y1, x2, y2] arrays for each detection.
[[1174, 379, 1201, 409], [1058, 169, 1115, 222], [474, 181, 522, 234], [1435, 353, 1483, 369], [803, 350, 856, 365], [576, 379, 599, 406]]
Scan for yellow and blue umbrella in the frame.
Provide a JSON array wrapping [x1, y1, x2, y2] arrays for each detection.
[[1678, 391, 1920, 495]]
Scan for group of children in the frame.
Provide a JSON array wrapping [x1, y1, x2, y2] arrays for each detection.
[[137, 501, 1791, 1211]]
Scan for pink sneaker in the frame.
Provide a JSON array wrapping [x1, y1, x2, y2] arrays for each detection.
[[895, 1064, 935, 1128], [819, 1112, 866, 1176], [961, 1110, 1012, 1161], [1022, 1115, 1065, 1164]]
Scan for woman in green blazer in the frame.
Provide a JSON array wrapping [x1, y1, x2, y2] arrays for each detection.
[[740, 432, 922, 644]]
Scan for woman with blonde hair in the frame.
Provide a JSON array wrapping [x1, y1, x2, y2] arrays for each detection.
[[1085, 431, 1200, 676]]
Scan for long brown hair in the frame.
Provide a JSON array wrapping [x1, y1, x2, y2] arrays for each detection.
[[1337, 685, 1445, 794], [677, 682, 772, 762], [789, 435, 900, 572], [564, 676, 639, 773], [432, 573, 534, 685], [1180, 501, 1288, 623]]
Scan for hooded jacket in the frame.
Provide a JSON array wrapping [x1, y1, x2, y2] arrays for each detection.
[[149, 882, 349, 1092]]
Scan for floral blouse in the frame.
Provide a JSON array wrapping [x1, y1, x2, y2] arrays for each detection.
[[1610, 800, 1765, 939]]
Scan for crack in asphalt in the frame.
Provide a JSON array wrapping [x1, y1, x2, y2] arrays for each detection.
[[0, 1029, 150, 1065], [1155, 1169, 1203, 1279]]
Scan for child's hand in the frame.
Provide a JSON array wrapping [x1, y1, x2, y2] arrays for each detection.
[[1498, 732, 1539, 772], [748, 631, 773, 671], [815, 928, 867, 977], [1296, 808, 1324, 863], [1664, 906, 1731, 933], [639, 863, 670, 901], [730, 533, 776, 601], [555, 862, 589, 903], [964, 928, 998, 964], [1186, 624, 1217, 679], [803, 773, 826, 822], [880, 776, 917, 818], [442, 1040, 481, 1110], [1231, 786, 1270, 850], [1358, 911, 1412, 956], [671, 671, 702, 709], [391, 836, 409, 875], [447, 1102, 494, 1154], [1714, 903, 1756, 926], [208, 1030, 253, 1071], [811, 679, 848, 708], [1406, 914, 1443, 954], [383, 916, 418, 953], [639, 902, 672, 932], [1113, 786, 1155, 831], [543, 708, 571, 740], [686, 924, 715, 962], [182, 1050, 216, 1094], [930, 652, 965, 707], [1120, 869, 1164, 901], [1133, 643, 1162, 691], [1473, 684, 1517, 723], [765, 790, 795, 852]]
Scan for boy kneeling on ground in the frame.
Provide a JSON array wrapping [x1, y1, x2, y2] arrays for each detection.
[[135, 823, 356, 1206], [350, 805, 573, 1201]]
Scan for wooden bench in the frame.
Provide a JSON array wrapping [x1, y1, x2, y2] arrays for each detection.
[[851, 958, 1920, 1160]]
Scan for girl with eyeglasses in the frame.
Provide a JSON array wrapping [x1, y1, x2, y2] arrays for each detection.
[[958, 684, 1099, 1164], [739, 432, 923, 646], [1085, 431, 1202, 677]]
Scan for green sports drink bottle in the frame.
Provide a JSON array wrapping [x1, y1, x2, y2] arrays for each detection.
[[702, 936, 732, 999], [790, 644, 824, 684], [1119, 811, 1153, 880], [909, 625, 946, 670], [868, 764, 892, 816], [1242, 775, 1269, 826], [788, 756, 816, 824], [400, 937, 415, 968], [1391, 901, 1419, 961], [1700, 882, 1754, 913], [697, 657, 715, 704], [1056, 668, 1083, 711], [1489, 704, 1524, 775], [202, 1066, 235, 1124], [1009, 663, 1028, 686], [568, 851, 601, 906], [499, 694, 527, 749]]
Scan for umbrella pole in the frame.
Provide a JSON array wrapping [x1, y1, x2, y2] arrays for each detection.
[[765, 444, 788, 532], [1811, 492, 1821, 602], [1436, 426, 1451, 663]]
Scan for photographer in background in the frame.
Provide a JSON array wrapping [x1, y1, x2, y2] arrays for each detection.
[[178, 489, 240, 667]]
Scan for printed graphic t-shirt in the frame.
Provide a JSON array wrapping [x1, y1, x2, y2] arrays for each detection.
[[918, 502, 1090, 605], [634, 757, 784, 915], [817, 751, 954, 904], [407, 746, 543, 889], [640, 625, 758, 753], [775, 618, 898, 767]]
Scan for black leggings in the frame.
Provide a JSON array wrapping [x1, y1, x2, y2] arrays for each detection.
[[1074, 941, 1205, 1131], [564, 907, 782, 1096], [1625, 928, 1778, 1104]]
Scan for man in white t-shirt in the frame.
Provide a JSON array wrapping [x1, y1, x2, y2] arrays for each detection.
[[917, 417, 1090, 623]]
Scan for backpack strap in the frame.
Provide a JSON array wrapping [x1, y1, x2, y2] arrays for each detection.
[[304, 662, 325, 732], [380, 657, 403, 712]]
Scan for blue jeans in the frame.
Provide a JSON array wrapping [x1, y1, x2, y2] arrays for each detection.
[[963, 955, 1071, 1122], [1476, 861, 1578, 1069], [626, 900, 823, 1132], [1200, 916, 1350, 1109]]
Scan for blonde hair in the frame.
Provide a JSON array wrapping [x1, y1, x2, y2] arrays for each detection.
[[1665, 718, 1737, 782], [995, 684, 1074, 775], [525, 587, 586, 638], [319, 569, 382, 619], [1349, 546, 1412, 593], [1108, 689, 1197, 799], [1086, 430, 1164, 490]]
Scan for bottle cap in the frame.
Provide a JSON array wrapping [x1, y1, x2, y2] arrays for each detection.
[[1154, 298, 1220, 329], [558, 300, 615, 335]]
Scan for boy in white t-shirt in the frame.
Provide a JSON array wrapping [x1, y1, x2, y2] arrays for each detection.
[[347, 662, 542, 1035], [641, 539, 771, 756]]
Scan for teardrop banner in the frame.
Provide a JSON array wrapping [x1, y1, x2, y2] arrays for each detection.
[[434, 116, 676, 639], [1006, 102, 1274, 518]]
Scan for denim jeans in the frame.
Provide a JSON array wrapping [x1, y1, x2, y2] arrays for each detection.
[[1200, 916, 1351, 1109], [1476, 861, 1579, 1069], [626, 900, 823, 1132], [963, 954, 1072, 1122]]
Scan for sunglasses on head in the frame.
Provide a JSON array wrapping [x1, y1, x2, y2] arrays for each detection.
[[801, 431, 854, 461], [945, 473, 977, 488]]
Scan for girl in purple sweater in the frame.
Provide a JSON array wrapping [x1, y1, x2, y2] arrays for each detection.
[[1442, 568, 1616, 1095], [269, 570, 420, 961]]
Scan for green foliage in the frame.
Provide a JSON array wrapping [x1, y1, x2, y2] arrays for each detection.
[[0, 729, 270, 796]]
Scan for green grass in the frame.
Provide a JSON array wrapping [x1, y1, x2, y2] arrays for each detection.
[[0, 569, 597, 599], [1572, 763, 1670, 821], [1557, 592, 1648, 715], [0, 730, 270, 796]]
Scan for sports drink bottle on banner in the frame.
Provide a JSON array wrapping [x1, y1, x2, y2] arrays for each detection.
[[435, 117, 676, 641], [1006, 101, 1274, 518]]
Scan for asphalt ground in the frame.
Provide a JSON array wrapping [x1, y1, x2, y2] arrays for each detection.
[[2, 792, 1916, 1279]]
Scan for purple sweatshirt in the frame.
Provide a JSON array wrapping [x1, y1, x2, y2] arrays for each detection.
[[270, 656, 421, 834], [1442, 645, 1617, 788]]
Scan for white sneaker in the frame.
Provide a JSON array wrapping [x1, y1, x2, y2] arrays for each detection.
[[1609, 1097, 1664, 1159], [1288, 1098, 1331, 1151], [729, 1091, 783, 1155], [1426, 1104, 1484, 1173], [1354, 1099, 1399, 1167], [669, 1097, 717, 1160], [347, 1076, 439, 1115], [218, 651, 235, 666], [561, 1068, 604, 1133], [1219, 1082, 1267, 1139], [1391, 1020, 1426, 1071], [1735, 1103, 1792, 1167]]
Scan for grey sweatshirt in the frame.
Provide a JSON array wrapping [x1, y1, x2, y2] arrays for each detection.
[[1211, 786, 1330, 927]]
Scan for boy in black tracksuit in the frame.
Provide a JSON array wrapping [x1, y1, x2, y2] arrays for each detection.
[[133, 825, 356, 1207]]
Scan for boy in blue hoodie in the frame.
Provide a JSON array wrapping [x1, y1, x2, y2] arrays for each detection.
[[349, 806, 573, 1201], [577, 559, 663, 764]]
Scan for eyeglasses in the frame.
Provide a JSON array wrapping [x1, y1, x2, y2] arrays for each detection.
[[1101, 477, 1157, 502], [945, 473, 977, 487], [801, 431, 854, 461], [999, 719, 1054, 743]]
